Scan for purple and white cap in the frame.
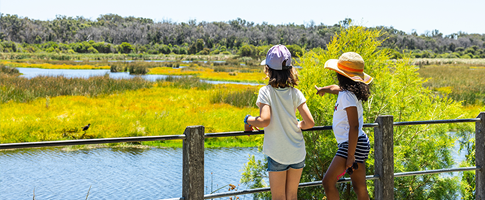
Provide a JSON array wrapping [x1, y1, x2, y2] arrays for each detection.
[[260, 45, 292, 70]]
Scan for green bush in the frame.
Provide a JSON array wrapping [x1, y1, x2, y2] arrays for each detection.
[[119, 42, 134, 53], [159, 45, 171, 54], [286, 44, 303, 57], [87, 47, 99, 54], [242, 25, 467, 199]]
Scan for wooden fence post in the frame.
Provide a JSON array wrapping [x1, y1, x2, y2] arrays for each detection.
[[182, 126, 205, 200], [374, 115, 394, 200], [477, 112, 485, 200]]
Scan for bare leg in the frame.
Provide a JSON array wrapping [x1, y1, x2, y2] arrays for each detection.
[[269, 171, 287, 200], [322, 156, 347, 200], [350, 162, 369, 200], [285, 168, 303, 200]]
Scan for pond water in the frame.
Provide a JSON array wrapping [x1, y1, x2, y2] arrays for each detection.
[[16, 67, 262, 86], [0, 147, 264, 200], [0, 136, 470, 199]]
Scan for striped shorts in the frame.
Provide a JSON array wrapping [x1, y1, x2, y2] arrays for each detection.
[[336, 134, 370, 163]]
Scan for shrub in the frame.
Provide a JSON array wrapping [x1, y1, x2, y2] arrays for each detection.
[[159, 45, 171, 54], [0, 65, 19, 75], [286, 44, 303, 57], [87, 47, 99, 54], [243, 25, 467, 199], [119, 42, 134, 53]]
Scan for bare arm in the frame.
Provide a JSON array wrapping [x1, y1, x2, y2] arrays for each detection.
[[314, 85, 341, 96], [345, 106, 359, 168], [247, 103, 271, 128], [297, 102, 314, 130]]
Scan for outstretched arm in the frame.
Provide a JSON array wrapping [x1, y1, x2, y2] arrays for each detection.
[[314, 85, 341, 96]]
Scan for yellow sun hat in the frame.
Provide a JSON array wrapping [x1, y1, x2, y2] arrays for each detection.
[[324, 52, 373, 84]]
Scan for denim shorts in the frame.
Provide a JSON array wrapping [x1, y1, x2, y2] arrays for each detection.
[[267, 156, 305, 172]]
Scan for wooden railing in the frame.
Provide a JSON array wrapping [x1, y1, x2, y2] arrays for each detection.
[[1, 112, 484, 200]]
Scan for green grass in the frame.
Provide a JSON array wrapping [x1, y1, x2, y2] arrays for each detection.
[[0, 52, 237, 61], [157, 76, 214, 90], [210, 87, 258, 108], [413, 58, 485, 66], [0, 75, 262, 147], [0, 73, 152, 103], [0, 65, 19, 75], [418, 64, 485, 105]]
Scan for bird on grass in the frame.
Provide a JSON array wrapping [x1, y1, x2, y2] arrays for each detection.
[[80, 124, 91, 139]]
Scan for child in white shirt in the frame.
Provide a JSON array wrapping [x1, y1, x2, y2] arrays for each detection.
[[315, 52, 373, 200], [244, 45, 314, 200]]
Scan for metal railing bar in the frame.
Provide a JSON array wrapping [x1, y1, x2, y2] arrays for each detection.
[[205, 124, 377, 138], [0, 134, 186, 150], [363, 123, 379, 128], [201, 175, 379, 199], [4, 118, 475, 149], [393, 118, 480, 126], [204, 130, 264, 138], [200, 167, 479, 199], [394, 167, 480, 177]]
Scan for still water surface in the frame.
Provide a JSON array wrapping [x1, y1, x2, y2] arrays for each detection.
[[16, 68, 262, 85], [0, 147, 264, 199]]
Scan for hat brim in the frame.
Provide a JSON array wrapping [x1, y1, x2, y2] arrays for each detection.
[[324, 59, 373, 84], [260, 60, 266, 65]]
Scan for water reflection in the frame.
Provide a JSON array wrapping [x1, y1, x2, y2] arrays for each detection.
[[0, 147, 263, 199], [16, 67, 262, 86]]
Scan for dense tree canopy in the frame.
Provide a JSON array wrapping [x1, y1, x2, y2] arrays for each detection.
[[0, 13, 484, 58]]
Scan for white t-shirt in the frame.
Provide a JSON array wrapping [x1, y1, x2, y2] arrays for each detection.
[[332, 90, 366, 144], [256, 85, 307, 165]]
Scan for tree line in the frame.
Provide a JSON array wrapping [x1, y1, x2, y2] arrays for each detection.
[[0, 13, 484, 58]]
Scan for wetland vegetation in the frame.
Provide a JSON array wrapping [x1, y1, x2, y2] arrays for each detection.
[[1, 13, 485, 199]]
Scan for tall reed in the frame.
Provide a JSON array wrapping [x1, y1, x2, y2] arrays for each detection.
[[157, 76, 213, 90], [418, 64, 485, 105], [0, 74, 152, 103], [413, 58, 485, 66], [0, 52, 236, 61], [210, 88, 258, 108], [0, 65, 19, 75]]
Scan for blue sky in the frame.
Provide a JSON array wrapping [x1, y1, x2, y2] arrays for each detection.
[[1, 0, 484, 35]]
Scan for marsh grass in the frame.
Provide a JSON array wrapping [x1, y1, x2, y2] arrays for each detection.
[[0, 74, 152, 103], [418, 64, 485, 105], [0, 52, 236, 61], [1, 61, 110, 70], [413, 58, 485, 66], [0, 84, 262, 147], [210, 88, 258, 108], [1, 65, 19, 75], [158, 76, 214, 90]]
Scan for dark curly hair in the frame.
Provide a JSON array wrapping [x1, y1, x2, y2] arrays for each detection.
[[264, 60, 299, 88], [336, 73, 370, 101]]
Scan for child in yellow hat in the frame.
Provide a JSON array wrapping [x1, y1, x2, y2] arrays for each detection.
[[315, 52, 372, 199]]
